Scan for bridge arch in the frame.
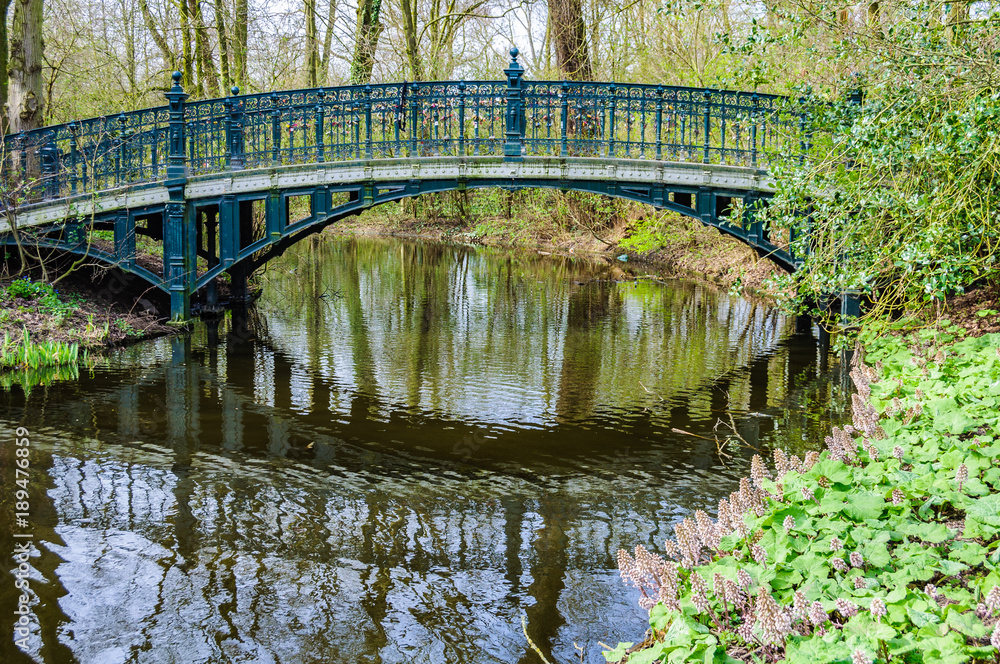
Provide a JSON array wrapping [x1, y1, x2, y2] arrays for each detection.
[[2, 50, 810, 321]]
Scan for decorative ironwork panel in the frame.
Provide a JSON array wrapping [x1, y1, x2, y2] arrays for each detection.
[[3, 73, 805, 205]]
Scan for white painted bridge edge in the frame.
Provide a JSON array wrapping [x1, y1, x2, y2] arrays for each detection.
[[5, 156, 775, 233]]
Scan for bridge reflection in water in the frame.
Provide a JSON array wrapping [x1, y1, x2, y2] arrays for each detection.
[[0, 238, 849, 664]]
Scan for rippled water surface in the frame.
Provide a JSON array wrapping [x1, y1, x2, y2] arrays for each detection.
[[1, 236, 850, 663]]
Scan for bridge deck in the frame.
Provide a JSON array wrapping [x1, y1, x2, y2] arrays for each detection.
[[7, 156, 773, 232]]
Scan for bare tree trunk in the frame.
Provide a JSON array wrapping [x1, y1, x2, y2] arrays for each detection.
[[543, 6, 551, 74], [216, 0, 231, 90], [320, 0, 337, 83], [233, 0, 248, 86], [548, 0, 591, 80], [350, 0, 382, 83], [180, 0, 195, 92], [400, 0, 423, 80], [305, 0, 318, 86], [138, 0, 175, 72], [0, 0, 12, 132], [122, 0, 137, 96], [7, 0, 44, 133], [190, 0, 219, 96]]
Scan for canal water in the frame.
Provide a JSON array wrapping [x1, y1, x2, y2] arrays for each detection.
[[1, 236, 849, 664]]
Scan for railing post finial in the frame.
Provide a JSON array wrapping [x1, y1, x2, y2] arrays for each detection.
[[165, 71, 189, 180], [503, 45, 525, 162]]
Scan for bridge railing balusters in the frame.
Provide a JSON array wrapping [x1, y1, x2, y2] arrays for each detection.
[[458, 82, 466, 157], [702, 89, 711, 164], [68, 122, 79, 195], [408, 83, 417, 157], [231, 87, 245, 170], [363, 86, 373, 160], [559, 82, 569, 158], [655, 86, 664, 161], [269, 93, 281, 167], [606, 84, 616, 158], [223, 94, 234, 170], [5, 68, 804, 207], [720, 94, 729, 163], [315, 89, 326, 164]]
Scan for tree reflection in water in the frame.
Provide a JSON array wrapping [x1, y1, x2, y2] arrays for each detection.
[[0, 236, 850, 664]]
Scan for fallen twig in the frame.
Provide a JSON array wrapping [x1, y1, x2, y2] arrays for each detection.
[[522, 616, 554, 664]]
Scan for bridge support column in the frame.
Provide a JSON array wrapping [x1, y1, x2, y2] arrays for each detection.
[[206, 209, 219, 308], [219, 195, 238, 266], [743, 193, 762, 247], [228, 262, 249, 304], [696, 187, 713, 226], [114, 210, 135, 269], [267, 190, 282, 241], [312, 187, 328, 221], [165, 192, 194, 323]]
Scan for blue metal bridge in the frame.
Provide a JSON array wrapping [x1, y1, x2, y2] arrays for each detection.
[[1, 49, 814, 321]]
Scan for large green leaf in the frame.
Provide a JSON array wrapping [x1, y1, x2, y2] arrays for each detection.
[[842, 491, 885, 521], [967, 493, 1000, 526]]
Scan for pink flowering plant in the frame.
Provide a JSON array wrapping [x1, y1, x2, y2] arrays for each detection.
[[610, 326, 1000, 663]]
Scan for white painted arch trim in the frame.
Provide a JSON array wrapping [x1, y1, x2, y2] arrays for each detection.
[[5, 156, 774, 233]]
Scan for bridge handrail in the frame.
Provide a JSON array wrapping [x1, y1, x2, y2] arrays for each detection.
[[2, 51, 813, 206]]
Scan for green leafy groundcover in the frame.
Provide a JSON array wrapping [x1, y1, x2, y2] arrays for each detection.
[[610, 326, 1000, 663]]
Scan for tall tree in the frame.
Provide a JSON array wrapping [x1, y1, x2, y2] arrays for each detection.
[[320, 0, 337, 82], [350, 0, 382, 83], [7, 0, 44, 133], [180, 0, 195, 92], [233, 0, 247, 86], [0, 0, 12, 131], [138, 0, 175, 72], [398, 0, 490, 81], [189, 0, 219, 96], [548, 0, 591, 80], [215, 0, 231, 90], [400, 0, 423, 79], [305, 0, 319, 86]]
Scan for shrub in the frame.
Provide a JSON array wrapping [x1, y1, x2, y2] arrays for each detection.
[[6, 277, 50, 300]]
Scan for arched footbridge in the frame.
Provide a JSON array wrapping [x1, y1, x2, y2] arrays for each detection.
[[1, 49, 815, 322]]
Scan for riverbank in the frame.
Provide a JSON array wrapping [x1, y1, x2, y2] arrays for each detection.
[[609, 313, 1000, 663], [334, 194, 784, 295], [0, 274, 172, 373]]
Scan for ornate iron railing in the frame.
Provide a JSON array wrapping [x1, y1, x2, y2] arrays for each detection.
[[2, 49, 806, 204]]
